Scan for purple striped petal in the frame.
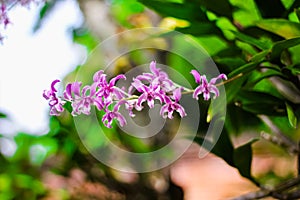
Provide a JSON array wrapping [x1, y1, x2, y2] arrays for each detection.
[[191, 70, 201, 84], [72, 82, 82, 97], [177, 105, 187, 117], [149, 61, 159, 76], [137, 93, 147, 108], [109, 74, 126, 87], [210, 73, 227, 85], [93, 70, 105, 82], [147, 98, 155, 108], [203, 91, 210, 101], [115, 112, 127, 127], [193, 86, 204, 100], [173, 87, 182, 102], [51, 79, 60, 92], [208, 85, 220, 98], [64, 83, 72, 100]]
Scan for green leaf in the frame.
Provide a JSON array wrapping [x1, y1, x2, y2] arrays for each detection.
[[228, 62, 259, 77], [192, 36, 228, 55], [33, 0, 58, 32], [194, 129, 234, 166], [197, 0, 234, 19], [286, 1, 300, 16], [225, 75, 248, 103], [214, 57, 246, 71], [286, 65, 300, 75], [175, 22, 223, 36], [225, 104, 263, 135], [265, 115, 298, 139], [230, 0, 261, 27], [295, 7, 300, 22], [233, 139, 258, 182], [137, 0, 207, 22], [0, 112, 7, 118], [270, 37, 300, 60], [72, 28, 99, 53], [254, 0, 285, 18], [286, 102, 298, 128], [48, 117, 60, 136], [250, 50, 270, 62], [245, 68, 284, 88], [234, 90, 285, 115], [111, 0, 144, 27], [267, 76, 300, 104], [256, 19, 300, 39], [12, 133, 35, 161], [232, 31, 271, 50], [252, 77, 285, 99], [30, 137, 58, 166]]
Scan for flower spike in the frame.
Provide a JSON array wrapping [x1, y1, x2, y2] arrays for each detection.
[[43, 61, 227, 128]]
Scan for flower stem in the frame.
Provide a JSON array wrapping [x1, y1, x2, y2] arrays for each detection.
[[215, 73, 243, 87], [113, 86, 131, 97]]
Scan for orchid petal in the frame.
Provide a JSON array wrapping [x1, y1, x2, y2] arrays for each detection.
[[82, 85, 90, 97], [149, 61, 159, 76], [135, 73, 154, 82], [210, 73, 227, 85], [163, 95, 172, 104], [176, 105, 187, 117], [72, 82, 82, 97], [201, 75, 208, 85], [148, 98, 155, 108], [93, 70, 104, 82], [64, 83, 73, 100], [193, 86, 204, 100], [155, 92, 165, 104], [191, 70, 201, 84], [168, 110, 174, 119], [203, 91, 210, 101], [173, 87, 182, 102], [160, 104, 168, 119], [115, 112, 127, 127], [208, 85, 220, 98], [137, 93, 147, 108], [90, 82, 98, 96], [42, 90, 50, 99], [113, 100, 127, 112], [94, 98, 104, 110], [109, 74, 126, 87], [102, 113, 112, 128], [132, 79, 147, 93], [50, 79, 60, 92]]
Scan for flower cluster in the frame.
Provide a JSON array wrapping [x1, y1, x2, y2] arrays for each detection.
[[0, 0, 44, 42], [43, 61, 227, 128]]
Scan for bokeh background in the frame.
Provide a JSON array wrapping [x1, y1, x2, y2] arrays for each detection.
[[1, 0, 300, 199]]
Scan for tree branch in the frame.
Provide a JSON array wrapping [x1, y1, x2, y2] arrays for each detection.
[[230, 176, 300, 200], [258, 115, 298, 155]]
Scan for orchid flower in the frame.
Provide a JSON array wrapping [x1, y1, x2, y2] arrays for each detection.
[[191, 70, 227, 101], [43, 80, 65, 116], [160, 88, 186, 119], [102, 100, 127, 128]]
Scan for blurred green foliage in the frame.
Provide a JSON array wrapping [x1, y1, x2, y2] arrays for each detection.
[[2, 0, 300, 199]]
